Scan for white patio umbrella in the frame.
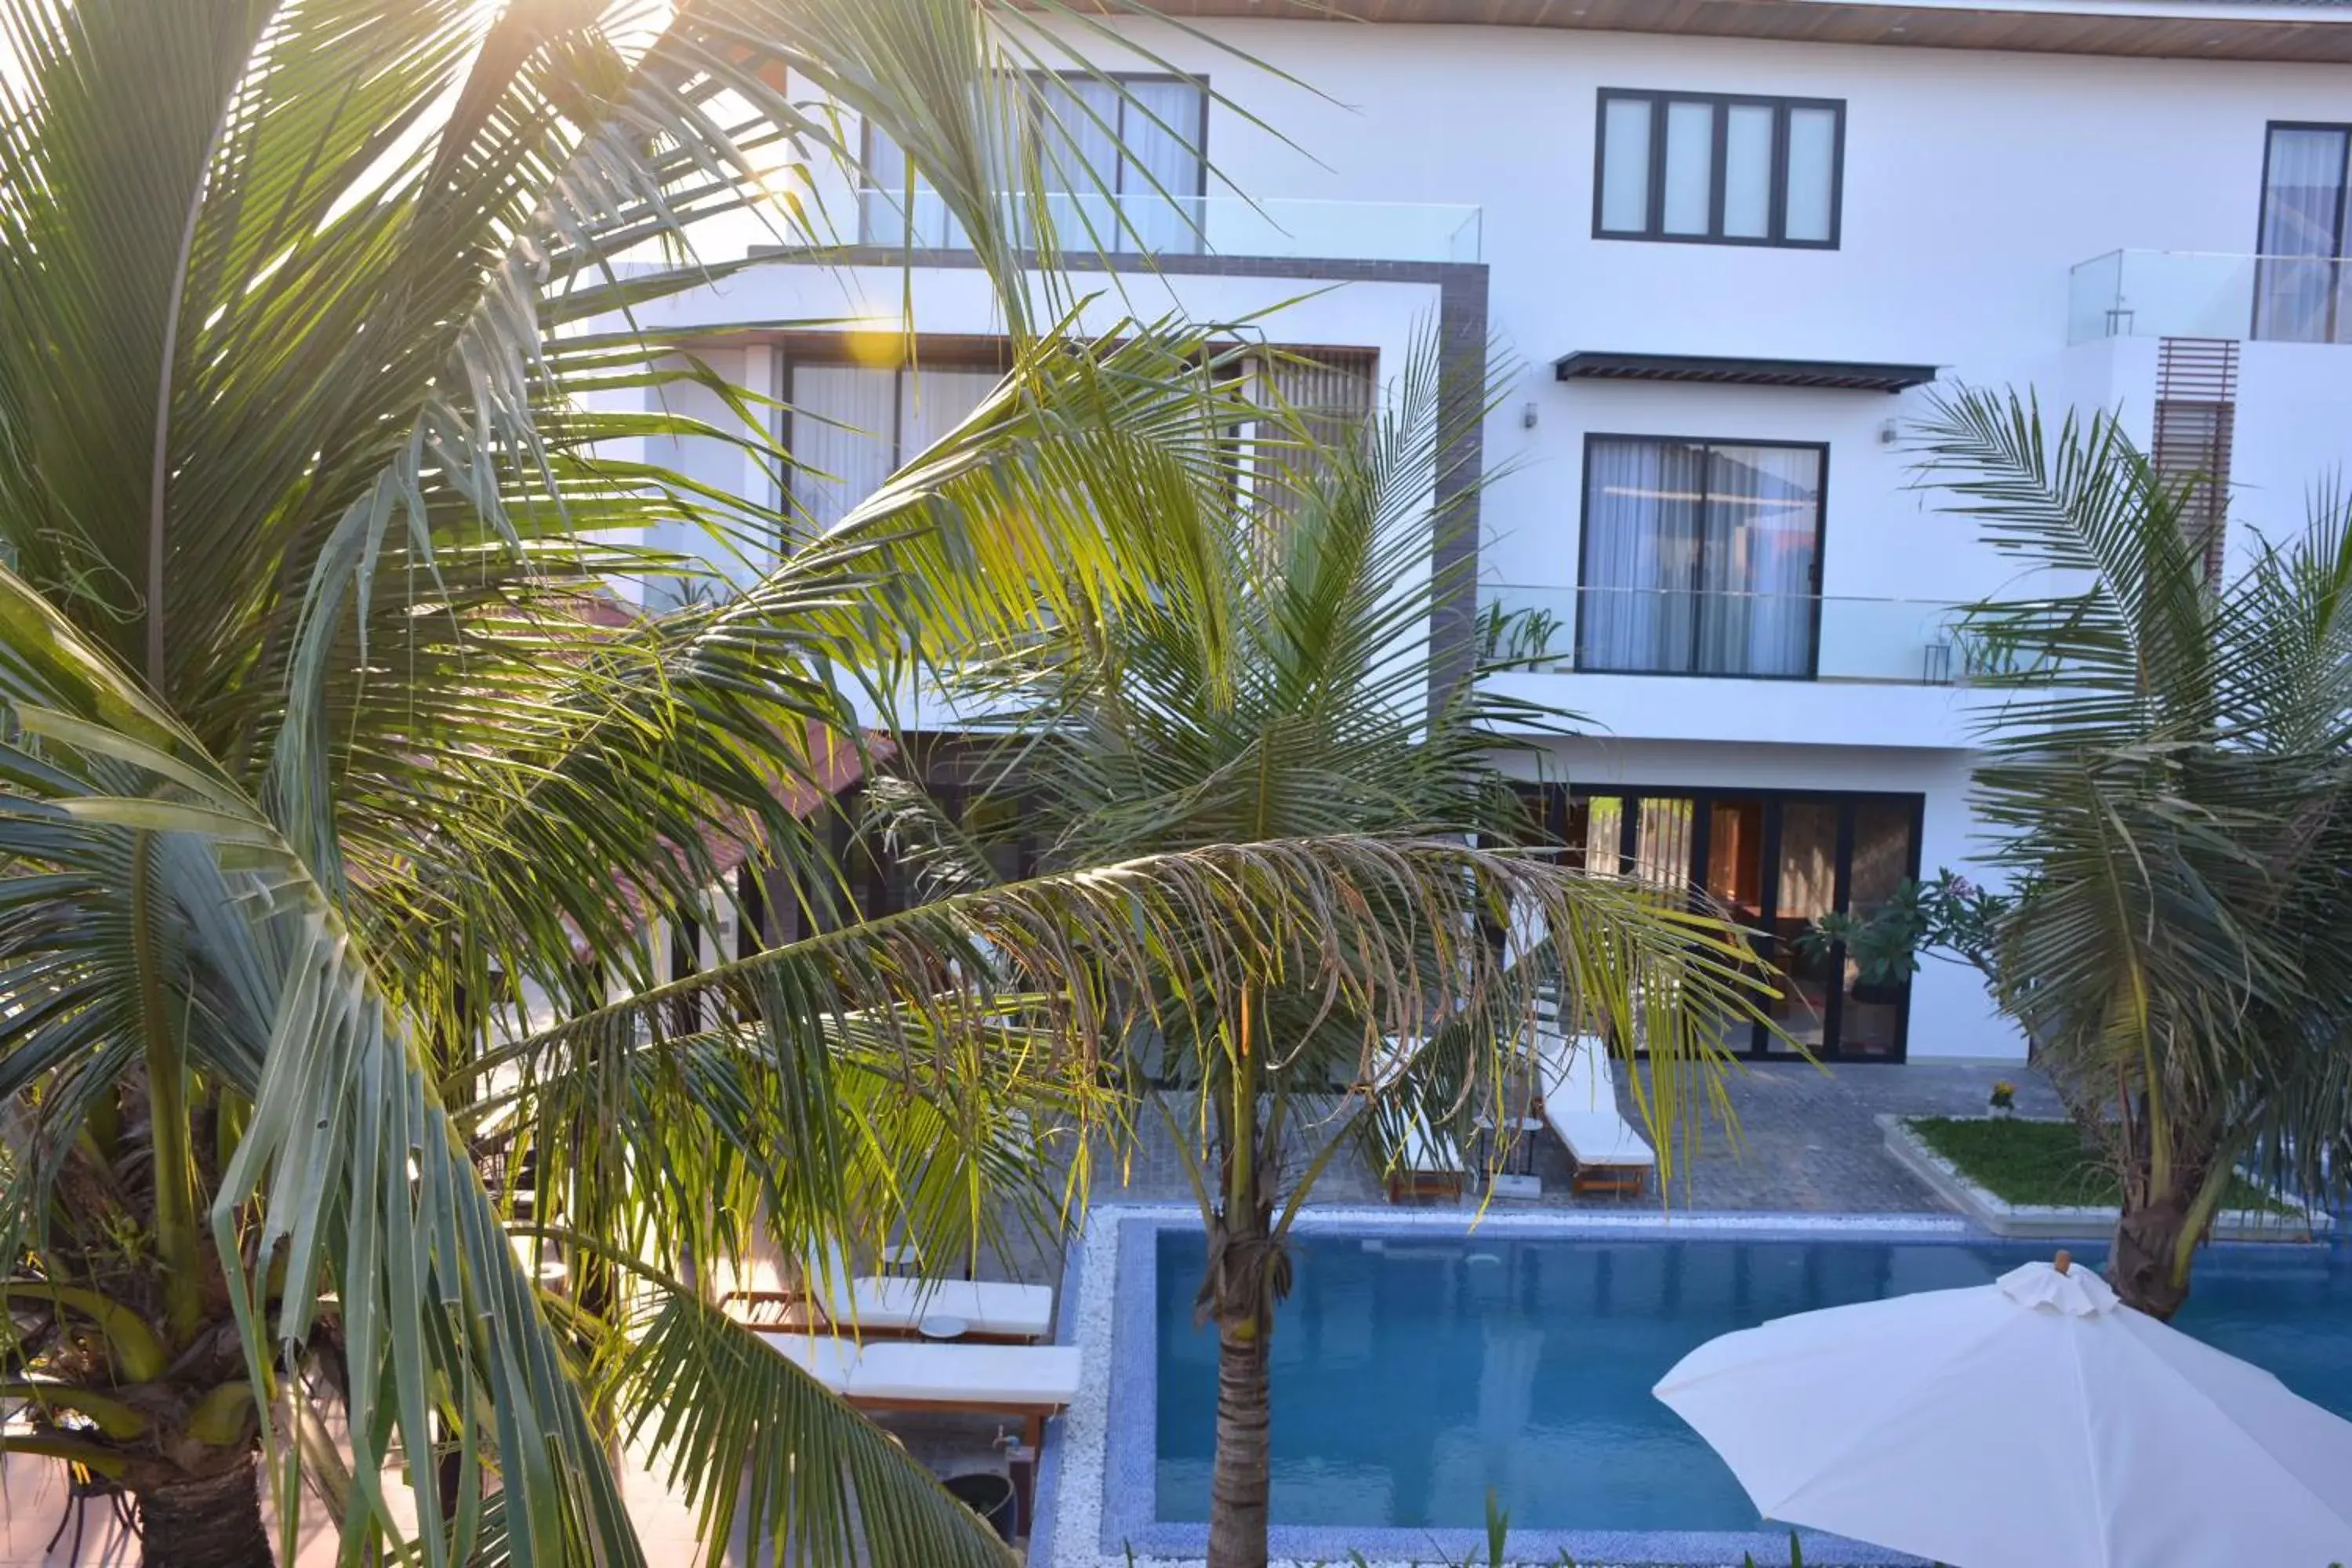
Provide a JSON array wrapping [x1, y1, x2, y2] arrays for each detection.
[[1654, 1254, 2352, 1568]]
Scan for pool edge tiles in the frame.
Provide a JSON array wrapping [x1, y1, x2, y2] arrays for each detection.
[[1055, 1204, 1973, 1568]]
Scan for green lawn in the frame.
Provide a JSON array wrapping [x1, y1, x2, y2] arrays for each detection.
[[1906, 1116, 2290, 1214]]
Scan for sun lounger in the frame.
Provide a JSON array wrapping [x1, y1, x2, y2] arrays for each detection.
[[759, 1333, 1080, 1448], [1371, 1034, 1467, 1203], [1388, 1113, 1467, 1203], [1534, 1030, 1654, 1196], [725, 1243, 1055, 1342]]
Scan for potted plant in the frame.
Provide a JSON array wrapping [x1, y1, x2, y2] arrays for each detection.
[[1796, 869, 2010, 1007], [1797, 880, 1930, 1004]]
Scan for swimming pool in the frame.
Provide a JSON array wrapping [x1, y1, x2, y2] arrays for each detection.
[[1104, 1215, 2350, 1563]]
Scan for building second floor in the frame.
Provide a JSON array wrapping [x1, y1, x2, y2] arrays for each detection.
[[609, 0, 2352, 750]]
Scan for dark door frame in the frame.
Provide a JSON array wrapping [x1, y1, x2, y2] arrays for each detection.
[[1520, 782, 1925, 1062]]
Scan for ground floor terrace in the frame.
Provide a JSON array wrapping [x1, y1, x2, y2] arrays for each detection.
[[0, 1058, 2075, 1566]]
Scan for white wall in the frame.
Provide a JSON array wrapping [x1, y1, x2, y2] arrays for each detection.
[[2227, 342, 2352, 569], [1123, 22, 2332, 578]]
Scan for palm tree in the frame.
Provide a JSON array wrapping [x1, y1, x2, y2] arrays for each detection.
[[883, 337, 1773, 1568], [0, 2, 1351, 1561], [1914, 387, 2352, 1319]]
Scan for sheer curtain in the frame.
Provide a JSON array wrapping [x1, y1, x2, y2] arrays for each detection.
[[1697, 445, 1822, 677], [1580, 437, 1702, 672], [1121, 78, 1204, 256], [1035, 77, 1120, 246], [1581, 438, 1820, 675], [788, 365, 897, 537], [2256, 126, 2350, 343], [897, 366, 999, 463], [860, 123, 966, 249]]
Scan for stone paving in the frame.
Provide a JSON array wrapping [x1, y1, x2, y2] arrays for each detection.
[[1080, 1058, 2063, 1222]]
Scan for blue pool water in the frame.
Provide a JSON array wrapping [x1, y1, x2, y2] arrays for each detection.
[[1152, 1229, 2352, 1532]]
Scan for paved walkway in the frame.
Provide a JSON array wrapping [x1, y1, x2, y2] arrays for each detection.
[[1083, 1058, 2065, 1221]]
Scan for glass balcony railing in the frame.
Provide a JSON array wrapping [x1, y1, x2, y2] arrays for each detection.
[[855, 189, 1483, 265], [2068, 249, 2352, 345], [1479, 585, 1972, 686]]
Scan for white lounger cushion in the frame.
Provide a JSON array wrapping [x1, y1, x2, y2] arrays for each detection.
[[760, 1334, 1081, 1410], [1400, 1115, 1463, 1174], [816, 1276, 1054, 1340], [1536, 1032, 1655, 1170], [1374, 1035, 1466, 1178]]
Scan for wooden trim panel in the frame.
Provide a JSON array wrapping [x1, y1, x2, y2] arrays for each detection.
[[1091, 1, 2352, 66]]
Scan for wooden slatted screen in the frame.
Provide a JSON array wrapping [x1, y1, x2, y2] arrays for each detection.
[[2151, 337, 2238, 583]]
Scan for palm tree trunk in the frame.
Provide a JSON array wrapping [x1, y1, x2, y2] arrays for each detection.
[[1205, 1225, 1273, 1568], [2108, 1192, 2197, 1320], [133, 1454, 271, 1568]]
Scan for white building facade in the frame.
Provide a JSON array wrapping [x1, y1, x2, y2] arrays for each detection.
[[637, 0, 2352, 1065]]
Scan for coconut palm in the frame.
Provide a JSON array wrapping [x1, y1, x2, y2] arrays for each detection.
[[1914, 386, 2352, 1319], [868, 336, 1771, 1568], [0, 1, 1338, 1562]]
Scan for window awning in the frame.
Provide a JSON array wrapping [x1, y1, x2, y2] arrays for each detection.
[[1552, 351, 1938, 394]]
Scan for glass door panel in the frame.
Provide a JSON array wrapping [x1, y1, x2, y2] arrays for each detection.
[[1766, 800, 1838, 1057], [1838, 799, 1917, 1058], [1578, 795, 1626, 876], [1632, 797, 1695, 892], [1704, 797, 1769, 1055], [1703, 798, 1767, 924]]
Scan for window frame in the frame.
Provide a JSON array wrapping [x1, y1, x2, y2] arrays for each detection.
[[855, 71, 1210, 249], [1592, 88, 1846, 250], [2251, 119, 2352, 343], [776, 339, 1014, 545], [1572, 430, 1832, 681]]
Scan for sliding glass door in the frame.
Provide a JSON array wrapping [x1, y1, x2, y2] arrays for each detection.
[[1577, 436, 1825, 678], [1523, 785, 1921, 1061]]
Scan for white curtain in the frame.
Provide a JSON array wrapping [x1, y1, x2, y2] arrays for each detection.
[[1580, 437, 1701, 672], [788, 363, 998, 540], [788, 365, 896, 536], [1581, 438, 1819, 675], [860, 122, 966, 249], [1035, 76, 1120, 245], [1696, 445, 1822, 677], [2256, 126, 2349, 343], [1122, 78, 1203, 255], [897, 365, 999, 464]]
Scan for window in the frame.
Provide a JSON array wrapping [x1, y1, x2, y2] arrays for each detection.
[[1593, 89, 1843, 249], [860, 74, 1207, 253], [2254, 122, 2352, 343], [783, 354, 1004, 537], [1577, 435, 1825, 677]]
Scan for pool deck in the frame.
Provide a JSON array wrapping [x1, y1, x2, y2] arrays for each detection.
[[1089, 1058, 2068, 1217]]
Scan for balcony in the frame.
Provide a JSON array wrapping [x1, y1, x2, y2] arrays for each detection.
[[855, 190, 1483, 266], [1481, 585, 1968, 686], [2068, 249, 2352, 345]]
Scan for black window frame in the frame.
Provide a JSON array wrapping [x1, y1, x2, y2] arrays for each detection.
[[2252, 119, 2352, 343], [1592, 88, 1846, 250], [856, 71, 1211, 249], [1573, 430, 1831, 681]]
